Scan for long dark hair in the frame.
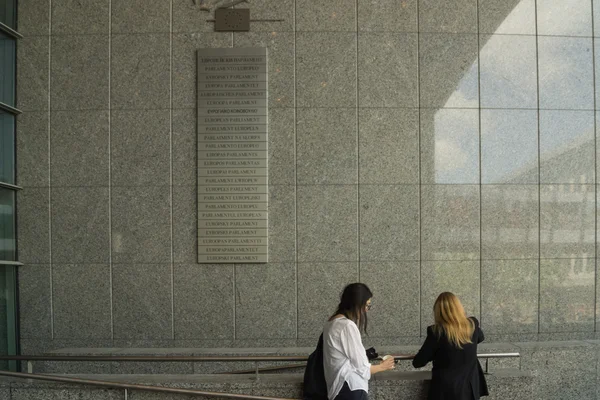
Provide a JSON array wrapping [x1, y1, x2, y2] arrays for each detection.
[[329, 283, 373, 334]]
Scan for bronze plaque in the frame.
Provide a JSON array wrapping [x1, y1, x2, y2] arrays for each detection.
[[197, 48, 268, 264], [214, 8, 251, 32]]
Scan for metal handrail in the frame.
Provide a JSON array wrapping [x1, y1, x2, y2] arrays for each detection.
[[0, 370, 299, 400], [0, 352, 520, 362]]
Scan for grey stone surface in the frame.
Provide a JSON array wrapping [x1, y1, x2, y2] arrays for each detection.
[[481, 185, 539, 260], [297, 185, 358, 262], [233, 32, 294, 108], [539, 110, 595, 184], [16, 36, 49, 112], [12, 389, 122, 400], [419, 34, 478, 108], [481, 109, 538, 184], [268, 108, 295, 185], [18, 265, 52, 339], [358, 0, 417, 32], [110, 110, 170, 186], [296, 108, 357, 184], [111, 361, 193, 375], [50, 110, 109, 187], [358, 33, 418, 107], [51, 187, 110, 263], [16, 188, 50, 264], [173, 264, 234, 340], [420, 109, 479, 184], [481, 260, 539, 334], [172, 33, 233, 109], [171, 109, 195, 187], [421, 261, 480, 334], [172, 185, 195, 264], [16, 111, 49, 187], [359, 185, 419, 261], [172, 0, 229, 33], [360, 261, 419, 337], [296, 32, 357, 107], [538, 37, 594, 110], [50, 35, 109, 111], [297, 262, 357, 338], [296, 0, 356, 32], [419, 0, 477, 33], [539, 258, 595, 333], [233, 0, 294, 32], [478, 0, 536, 34], [52, 264, 111, 339], [421, 185, 480, 261], [269, 185, 296, 262], [112, 264, 172, 339], [17, 0, 50, 36], [537, 0, 592, 37], [235, 263, 296, 339], [110, 186, 171, 264], [111, 0, 170, 33], [479, 35, 537, 109], [519, 341, 596, 400], [540, 185, 595, 259], [359, 108, 419, 184], [51, 0, 109, 34], [111, 34, 170, 110]]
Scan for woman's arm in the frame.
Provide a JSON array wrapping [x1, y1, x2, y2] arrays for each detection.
[[340, 324, 373, 379], [412, 327, 438, 368]]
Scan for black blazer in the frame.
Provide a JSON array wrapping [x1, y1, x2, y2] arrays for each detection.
[[412, 317, 488, 400]]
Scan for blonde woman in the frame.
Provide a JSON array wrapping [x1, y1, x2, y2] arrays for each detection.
[[412, 292, 488, 400]]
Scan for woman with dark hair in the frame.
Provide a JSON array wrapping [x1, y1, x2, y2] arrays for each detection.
[[412, 292, 488, 400], [323, 283, 395, 400]]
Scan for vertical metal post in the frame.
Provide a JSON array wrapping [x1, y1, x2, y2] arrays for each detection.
[[255, 362, 259, 381], [27, 361, 33, 374], [485, 358, 489, 374], [124, 388, 128, 400]]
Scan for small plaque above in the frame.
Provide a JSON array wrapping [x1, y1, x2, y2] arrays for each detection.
[[197, 47, 268, 264], [214, 8, 251, 31]]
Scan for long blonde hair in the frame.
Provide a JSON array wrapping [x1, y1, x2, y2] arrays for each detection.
[[432, 292, 474, 348]]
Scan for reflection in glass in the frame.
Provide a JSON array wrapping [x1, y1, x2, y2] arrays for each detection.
[[482, 260, 538, 333], [0, 189, 15, 262], [0, 112, 14, 185], [537, 0, 592, 37], [0, 266, 16, 371], [540, 110, 595, 184], [478, 0, 536, 35], [538, 37, 594, 110], [419, 34, 479, 108], [0, 33, 15, 107], [0, 0, 16, 29], [481, 110, 538, 184], [540, 185, 595, 259], [481, 186, 539, 260], [479, 35, 537, 109], [540, 258, 595, 332], [421, 109, 479, 184], [421, 186, 480, 261]]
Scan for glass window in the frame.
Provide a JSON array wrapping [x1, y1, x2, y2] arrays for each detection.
[[0, 32, 15, 107], [0, 265, 17, 371], [0, 0, 16, 29], [0, 188, 15, 262], [0, 112, 14, 184]]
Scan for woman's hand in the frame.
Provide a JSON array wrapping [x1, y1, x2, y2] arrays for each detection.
[[371, 356, 395, 374]]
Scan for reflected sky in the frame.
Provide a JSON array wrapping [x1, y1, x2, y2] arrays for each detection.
[[433, 0, 596, 184]]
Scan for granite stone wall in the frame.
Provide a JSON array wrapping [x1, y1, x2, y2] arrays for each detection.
[[14, 0, 600, 351]]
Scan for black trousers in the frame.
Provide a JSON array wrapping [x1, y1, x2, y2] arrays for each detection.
[[334, 382, 368, 400]]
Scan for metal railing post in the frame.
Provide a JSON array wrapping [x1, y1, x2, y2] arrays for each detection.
[[255, 361, 259, 381], [27, 360, 32, 374]]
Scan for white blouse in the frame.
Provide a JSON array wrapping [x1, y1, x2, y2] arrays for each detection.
[[322, 317, 371, 400]]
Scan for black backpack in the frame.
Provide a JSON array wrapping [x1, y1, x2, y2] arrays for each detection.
[[302, 334, 379, 400], [303, 334, 328, 400]]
